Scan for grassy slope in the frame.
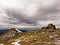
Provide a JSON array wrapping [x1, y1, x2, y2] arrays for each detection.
[[0, 29, 60, 45]]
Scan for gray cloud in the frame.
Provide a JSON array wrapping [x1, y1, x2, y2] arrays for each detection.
[[0, 0, 60, 29]]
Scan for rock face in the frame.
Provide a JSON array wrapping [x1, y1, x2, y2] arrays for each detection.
[[0, 28, 22, 42], [41, 23, 56, 30]]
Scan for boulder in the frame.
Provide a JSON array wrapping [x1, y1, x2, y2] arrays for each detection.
[[47, 23, 56, 30], [41, 23, 56, 30]]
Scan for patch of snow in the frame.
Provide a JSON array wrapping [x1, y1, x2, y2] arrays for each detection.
[[11, 40, 21, 45], [16, 29, 22, 33]]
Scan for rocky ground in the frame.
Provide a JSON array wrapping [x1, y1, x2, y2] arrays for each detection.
[[0, 24, 60, 45]]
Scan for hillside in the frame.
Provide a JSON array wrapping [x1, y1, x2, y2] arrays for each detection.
[[0, 28, 22, 42], [0, 24, 60, 45]]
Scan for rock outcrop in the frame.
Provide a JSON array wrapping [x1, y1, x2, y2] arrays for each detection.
[[41, 23, 56, 30], [0, 28, 22, 42], [47, 23, 56, 30]]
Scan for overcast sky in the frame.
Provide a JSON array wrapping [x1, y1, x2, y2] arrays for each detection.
[[0, 0, 60, 29]]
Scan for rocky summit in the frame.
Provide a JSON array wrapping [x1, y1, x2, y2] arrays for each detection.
[[41, 23, 56, 30], [0, 24, 60, 45]]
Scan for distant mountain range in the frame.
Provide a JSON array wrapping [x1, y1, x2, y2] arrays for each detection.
[[0, 28, 40, 33], [0, 28, 27, 33], [0, 29, 8, 33]]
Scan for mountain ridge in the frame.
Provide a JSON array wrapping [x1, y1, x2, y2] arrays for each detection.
[[0, 23, 60, 45]]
